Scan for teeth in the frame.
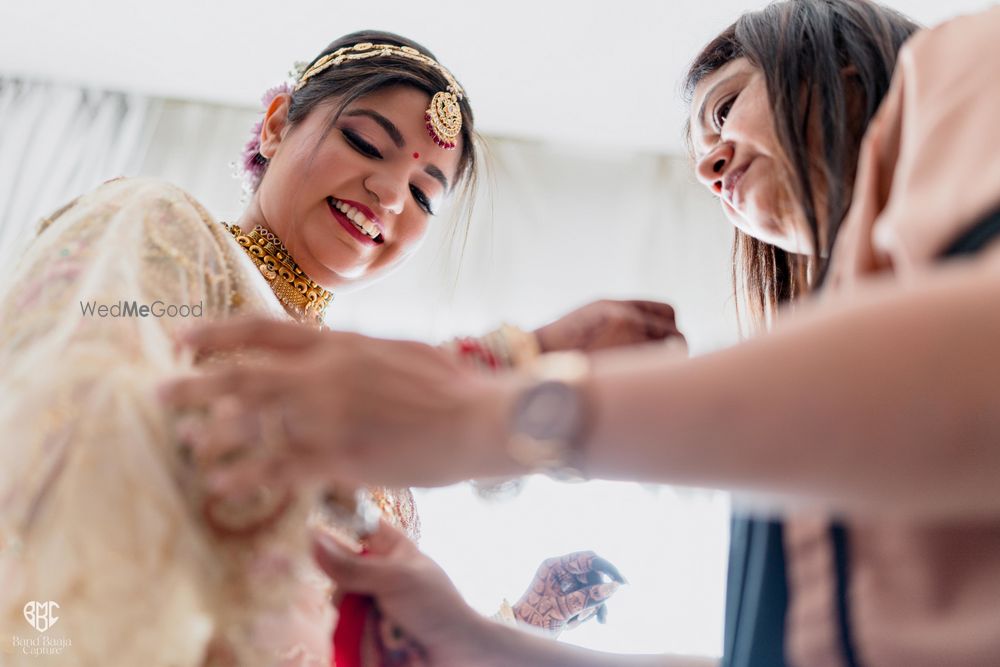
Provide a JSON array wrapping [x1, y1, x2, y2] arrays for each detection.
[[333, 199, 380, 240]]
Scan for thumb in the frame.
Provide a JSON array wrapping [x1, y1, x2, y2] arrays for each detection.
[[364, 517, 411, 556], [311, 528, 390, 594], [583, 581, 622, 608]]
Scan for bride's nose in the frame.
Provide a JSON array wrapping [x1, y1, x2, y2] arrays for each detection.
[[364, 174, 405, 216], [696, 143, 734, 196]]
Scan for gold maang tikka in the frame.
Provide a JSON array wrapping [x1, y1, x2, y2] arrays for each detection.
[[294, 42, 465, 150]]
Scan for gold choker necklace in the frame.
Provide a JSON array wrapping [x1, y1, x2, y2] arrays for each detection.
[[223, 223, 333, 325]]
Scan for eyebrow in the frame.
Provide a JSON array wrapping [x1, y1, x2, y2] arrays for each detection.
[[344, 109, 404, 148], [424, 164, 449, 193]]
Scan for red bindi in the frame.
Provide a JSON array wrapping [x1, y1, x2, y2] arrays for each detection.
[[412, 152, 420, 159]]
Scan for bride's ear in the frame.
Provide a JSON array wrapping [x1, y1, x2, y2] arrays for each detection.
[[259, 93, 292, 160]]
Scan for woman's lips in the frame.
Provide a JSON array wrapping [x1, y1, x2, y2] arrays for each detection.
[[327, 199, 379, 247], [723, 158, 755, 209]]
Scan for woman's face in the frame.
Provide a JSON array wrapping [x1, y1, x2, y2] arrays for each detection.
[[689, 58, 813, 254], [255, 85, 463, 291]]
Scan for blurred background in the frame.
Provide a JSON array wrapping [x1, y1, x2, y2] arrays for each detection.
[[0, 0, 990, 657]]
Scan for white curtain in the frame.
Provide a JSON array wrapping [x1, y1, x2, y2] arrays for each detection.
[[0, 78, 162, 252]]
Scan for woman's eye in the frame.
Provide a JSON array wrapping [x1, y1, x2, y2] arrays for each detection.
[[342, 130, 383, 159], [714, 95, 737, 130], [410, 185, 434, 216]]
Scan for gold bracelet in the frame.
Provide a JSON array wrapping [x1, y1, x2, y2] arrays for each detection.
[[495, 324, 542, 368]]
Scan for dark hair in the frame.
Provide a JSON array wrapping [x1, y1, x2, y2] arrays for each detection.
[[684, 0, 919, 328]]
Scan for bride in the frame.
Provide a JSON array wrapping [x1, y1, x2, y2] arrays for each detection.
[[0, 30, 677, 666]]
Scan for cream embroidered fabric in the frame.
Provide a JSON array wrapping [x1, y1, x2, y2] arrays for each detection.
[[0, 177, 336, 666]]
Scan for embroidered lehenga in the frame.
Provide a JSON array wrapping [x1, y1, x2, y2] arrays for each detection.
[[0, 177, 421, 666]]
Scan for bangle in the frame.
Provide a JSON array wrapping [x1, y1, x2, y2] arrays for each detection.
[[498, 324, 542, 367], [481, 324, 542, 369]]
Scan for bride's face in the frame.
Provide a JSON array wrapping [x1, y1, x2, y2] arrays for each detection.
[[256, 85, 463, 291]]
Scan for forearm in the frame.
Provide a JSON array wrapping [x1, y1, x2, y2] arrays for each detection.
[[472, 616, 716, 667], [581, 259, 1000, 519]]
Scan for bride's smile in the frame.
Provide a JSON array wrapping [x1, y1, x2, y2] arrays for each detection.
[[327, 196, 384, 245]]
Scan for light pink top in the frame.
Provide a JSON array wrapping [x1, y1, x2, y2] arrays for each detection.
[[787, 7, 1000, 667]]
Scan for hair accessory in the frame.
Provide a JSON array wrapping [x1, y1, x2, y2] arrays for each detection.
[[295, 42, 465, 150]]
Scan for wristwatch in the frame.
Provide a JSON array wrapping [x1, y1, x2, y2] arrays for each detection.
[[506, 351, 591, 480]]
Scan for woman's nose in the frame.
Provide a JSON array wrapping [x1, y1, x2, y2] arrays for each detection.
[[365, 175, 405, 216], [696, 144, 734, 195]]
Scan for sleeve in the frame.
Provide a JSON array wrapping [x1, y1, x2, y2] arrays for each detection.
[[0, 178, 236, 666]]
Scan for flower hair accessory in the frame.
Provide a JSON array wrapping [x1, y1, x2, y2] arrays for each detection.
[[295, 42, 465, 150]]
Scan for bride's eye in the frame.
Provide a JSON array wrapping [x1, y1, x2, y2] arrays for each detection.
[[410, 185, 434, 216], [713, 94, 737, 130], [342, 129, 383, 159]]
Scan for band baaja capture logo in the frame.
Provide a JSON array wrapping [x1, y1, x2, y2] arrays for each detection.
[[23, 602, 59, 633], [7, 601, 73, 657]]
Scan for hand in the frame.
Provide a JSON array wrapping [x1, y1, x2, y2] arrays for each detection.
[[513, 551, 625, 637], [534, 300, 685, 354], [158, 316, 521, 495], [312, 519, 499, 667]]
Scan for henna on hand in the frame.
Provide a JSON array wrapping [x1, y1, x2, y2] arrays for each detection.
[[512, 551, 625, 635]]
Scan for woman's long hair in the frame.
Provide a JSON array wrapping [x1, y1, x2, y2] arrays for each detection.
[[685, 0, 919, 328]]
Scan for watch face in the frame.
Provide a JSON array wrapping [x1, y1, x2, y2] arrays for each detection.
[[513, 380, 585, 442]]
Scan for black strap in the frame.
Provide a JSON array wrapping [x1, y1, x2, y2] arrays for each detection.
[[722, 516, 789, 667], [830, 524, 862, 667]]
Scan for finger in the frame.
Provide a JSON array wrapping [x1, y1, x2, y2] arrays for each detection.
[[177, 316, 320, 355], [566, 606, 599, 631], [573, 568, 603, 590], [560, 550, 597, 575], [562, 582, 621, 616], [597, 603, 608, 624], [584, 582, 621, 607], [364, 518, 411, 556], [592, 557, 627, 584], [311, 528, 394, 593], [187, 395, 260, 469], [206, 454, 286, 497], [642, 316, 684, 343], [625, 300, 676, 321], [158, 367, 261, 410]]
